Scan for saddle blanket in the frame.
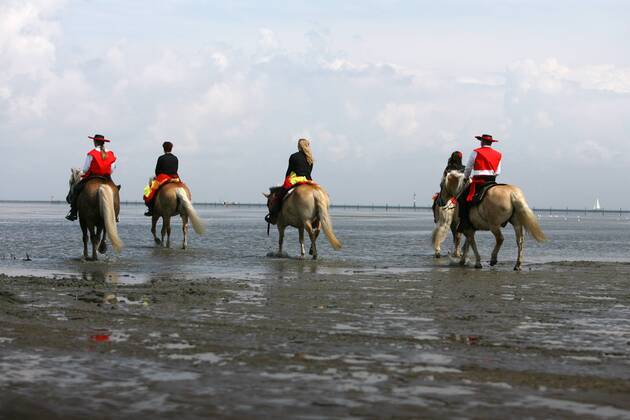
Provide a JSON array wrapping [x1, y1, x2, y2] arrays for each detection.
[[143, 174, 181, 204], [467, 181, 505, 206]]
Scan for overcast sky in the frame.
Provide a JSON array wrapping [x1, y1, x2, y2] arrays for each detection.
[[1, 0, 629, 208]]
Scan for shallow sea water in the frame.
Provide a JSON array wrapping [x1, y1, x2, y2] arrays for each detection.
[[1, 203, 630, 419], [2, 202, 630, 281]]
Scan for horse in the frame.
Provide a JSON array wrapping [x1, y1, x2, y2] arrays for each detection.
[[264, 184, 341, 259], [431, 170, 463, 258], [150, 181, 204, 249], [448, 172, 546, 271], [67, 168, 122, 260]]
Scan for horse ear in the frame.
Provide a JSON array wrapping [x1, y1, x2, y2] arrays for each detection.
[[262, 192, 270, 198]]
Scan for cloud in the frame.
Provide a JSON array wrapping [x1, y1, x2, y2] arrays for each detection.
[[1, 2, 629, 208]]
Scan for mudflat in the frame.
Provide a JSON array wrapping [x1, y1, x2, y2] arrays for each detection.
[[2, 260, 630, 419]]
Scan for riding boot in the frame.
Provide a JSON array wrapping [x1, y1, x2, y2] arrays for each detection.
[[144, 199, 154, 217], [66, 196, 78, 221]]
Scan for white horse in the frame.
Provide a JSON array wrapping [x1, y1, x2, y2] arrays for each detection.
[[431, 170, 463, 258]]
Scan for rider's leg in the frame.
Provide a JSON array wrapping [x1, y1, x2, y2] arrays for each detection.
[[66, 180, 86, 221]]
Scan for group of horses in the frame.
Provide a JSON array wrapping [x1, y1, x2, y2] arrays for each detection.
[[67, 168, 545, 270]]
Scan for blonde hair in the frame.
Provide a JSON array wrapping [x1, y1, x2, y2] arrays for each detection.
[[297, 138, 313, 165], [94, 140, 107, 160]]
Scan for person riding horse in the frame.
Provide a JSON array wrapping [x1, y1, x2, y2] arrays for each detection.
[[265, 138, 314, 224], [458, 134, 502, 231], [66, 134, 117, 221], [144, 141, 179, 217], [432, 151, 465, 218]]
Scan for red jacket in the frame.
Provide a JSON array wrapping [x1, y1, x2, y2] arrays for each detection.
[[83, 149, 116, 178], [470, 146, 501, 179]]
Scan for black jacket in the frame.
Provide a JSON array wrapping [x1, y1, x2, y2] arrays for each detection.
[[155, 153, 179, 176], [286, 151, 313, 180]]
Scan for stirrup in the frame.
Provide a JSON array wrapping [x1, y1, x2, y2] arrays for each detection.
[[65, 212, 77, 221], [264, 214, 275, 224], [144, 210, 152, 217]]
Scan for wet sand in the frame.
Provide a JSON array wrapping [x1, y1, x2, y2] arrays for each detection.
[[2, 260, 630, 419]]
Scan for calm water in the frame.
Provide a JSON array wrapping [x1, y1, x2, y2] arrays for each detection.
[[2, 202, 630, 281]]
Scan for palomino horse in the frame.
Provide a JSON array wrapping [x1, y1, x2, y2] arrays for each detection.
[[448, 172, 546, 270], [151, 181, 204, 249], [264, 184, 341, 259], [67, 168, 122, 260], [431, 170, 463, 258]]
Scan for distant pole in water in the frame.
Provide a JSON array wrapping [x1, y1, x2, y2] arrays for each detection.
[[413, 192, 416, 210]]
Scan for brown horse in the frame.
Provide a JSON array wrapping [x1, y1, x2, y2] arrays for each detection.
[[264, 184, 341, 259], [431, 170, 463, 258], [151, 181, 204, 249], [447, 171, 546, 270], [67, 168, 122, 260]]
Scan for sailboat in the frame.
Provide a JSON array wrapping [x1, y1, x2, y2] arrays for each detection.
[[593, 198, 601, 210]]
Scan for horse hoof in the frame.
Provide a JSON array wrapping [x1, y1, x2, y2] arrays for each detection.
[[312, 255, 318, 260], [309, 248, 314, 256], [513, 265, 522, 271], [98, 243, 107, 254], [490, 260, 497, 266], [434, 253, 441, 259], [474, 263, 483, 269], [154, 239, 161, 245]]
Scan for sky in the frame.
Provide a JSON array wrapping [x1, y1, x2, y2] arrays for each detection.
[[1, 0, 629, 208]]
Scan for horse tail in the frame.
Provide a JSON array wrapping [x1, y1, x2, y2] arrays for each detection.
[[313, 187, 342, 250], [98, 184, 123, 252], [176, 188, 205, 235], [511, 191, 546, 242]]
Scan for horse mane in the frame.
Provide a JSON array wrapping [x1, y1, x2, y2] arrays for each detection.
[[444, 170, 465, 197]]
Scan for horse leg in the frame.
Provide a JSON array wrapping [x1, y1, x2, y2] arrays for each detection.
[[309, 222, 320, 256], [432, 207, 451, 258], [90, 227, 98, 261], [490, 228, 504, 266], [299, 227, 305, 258], [468, 232, 482, 269], [277, 225, 285, 256], [182, 214, 189, 250], [513, 224, 525, 271], [459, 236, 470, 266], [452, 227, 462, 258], [305, 221, 318, 260], [81, 222, 89, 260], [162, 216, 171, 248], [152, 215, 161, 245], [97, 226, 107, 254]]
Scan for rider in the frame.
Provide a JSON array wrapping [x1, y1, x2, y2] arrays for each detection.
[[433, 151, 465, 218], [66, 134, 117, 221], [458, 134, 502, 231], [144, 141, 179, 216], [265, 138, 314, 224]]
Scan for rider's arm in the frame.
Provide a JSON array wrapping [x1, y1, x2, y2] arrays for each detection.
[[82, 154, 92, 174], [463, 151, 476, 179], [285, 155, 294, 178], [496, 160, 501, 175]]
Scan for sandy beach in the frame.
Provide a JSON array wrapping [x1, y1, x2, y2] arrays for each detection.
[[2, 258, 630, 419]]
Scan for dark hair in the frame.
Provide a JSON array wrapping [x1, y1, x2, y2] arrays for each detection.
[[163, 141, 173, 152], [448, 151, 463, 166]]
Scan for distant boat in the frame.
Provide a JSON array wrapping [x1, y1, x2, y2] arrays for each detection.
[[593, 199, 601, 210]]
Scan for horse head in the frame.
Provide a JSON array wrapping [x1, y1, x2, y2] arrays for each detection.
[[66, 168, 82, 203], [444, 170, 465, 197], [263, 186, 283, 211]]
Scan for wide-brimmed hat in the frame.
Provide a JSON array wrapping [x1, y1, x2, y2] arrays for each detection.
[[475, 134, 498, 143], [88, 134, 110, 143]]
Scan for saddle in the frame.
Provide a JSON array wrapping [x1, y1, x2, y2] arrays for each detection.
[[467, 181, 504, 206]]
